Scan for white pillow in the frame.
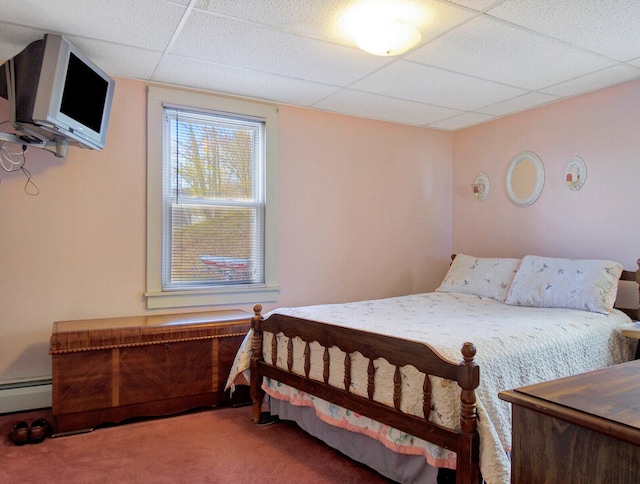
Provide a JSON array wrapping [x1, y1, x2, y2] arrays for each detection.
[[436, 254, 521, 302], [505, 255, 623, 314]]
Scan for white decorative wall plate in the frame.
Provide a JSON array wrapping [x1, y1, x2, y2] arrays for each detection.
[[565, 156, 586, 191], [473, 172, 490, 201]]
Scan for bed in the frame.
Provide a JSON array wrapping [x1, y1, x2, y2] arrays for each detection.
[[226, 254, 640, 484]]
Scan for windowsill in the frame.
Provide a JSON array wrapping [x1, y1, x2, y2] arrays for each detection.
[[145, 285, 280, 309]]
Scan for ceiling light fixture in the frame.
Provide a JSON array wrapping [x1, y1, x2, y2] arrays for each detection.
[[341, 2, 423, 57], [355, 18, 421, 56]]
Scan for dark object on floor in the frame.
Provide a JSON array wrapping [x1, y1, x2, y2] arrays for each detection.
[[29, 418, 52, 444], [9, 421, 30, 446], [437, 467, 456, 483], [254, 412, 280, 426], [436, 467, 483, 483]]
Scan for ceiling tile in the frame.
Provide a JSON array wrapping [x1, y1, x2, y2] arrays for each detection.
[[0, 0, 185, 51], [313, 89, 464, 126], [171, 10, 391, 86], [153, 55, 339, 107], [447, 0, 508, 12], [0, 24, 45, 60], [73, 40, 163, 81], [488, 0, 640, 61], [477, 91, 559, 116], [428, 111, 495, 130], [195, 0, 352, 44], [540, 64, 640, 98], [351, 60, 527, 111], [408, 15, 616, 90], [194, 0, 476, 48], [628, 57, 640, 69]]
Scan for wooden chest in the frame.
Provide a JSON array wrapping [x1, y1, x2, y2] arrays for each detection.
[[500, 360, 640, 483], [50, 310, 251, 435]]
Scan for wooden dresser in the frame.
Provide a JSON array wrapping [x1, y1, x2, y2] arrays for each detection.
[[499, 360, 640, 483], [50, 310, 251, 435]]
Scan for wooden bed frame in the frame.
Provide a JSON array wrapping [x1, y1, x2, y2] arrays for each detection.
[[618, 260, 640, 321], [248, 258, 640, 484], [249, 304, 481, 484]]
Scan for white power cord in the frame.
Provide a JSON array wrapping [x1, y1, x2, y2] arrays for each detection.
[[0, 140, 26, 172]]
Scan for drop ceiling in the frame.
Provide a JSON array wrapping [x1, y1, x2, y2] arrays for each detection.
[[1, 0, 639, 131]]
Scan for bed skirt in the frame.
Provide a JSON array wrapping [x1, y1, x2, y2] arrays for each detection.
[[269, 397, 440, 484]]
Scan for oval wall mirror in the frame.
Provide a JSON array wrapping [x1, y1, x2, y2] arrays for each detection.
[[506, 151, 545, 207]]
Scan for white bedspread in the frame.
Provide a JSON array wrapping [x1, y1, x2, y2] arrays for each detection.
[[226, 292, 635, 484]]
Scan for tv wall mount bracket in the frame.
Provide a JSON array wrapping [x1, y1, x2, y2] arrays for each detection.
[[0, 130, 68, 158]]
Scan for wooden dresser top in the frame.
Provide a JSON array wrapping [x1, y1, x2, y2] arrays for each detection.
[[50, 310, 251, 353], [500, 359, 640, 445], [53, 310, 250, 332]]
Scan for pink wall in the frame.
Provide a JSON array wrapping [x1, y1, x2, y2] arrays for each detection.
[[0, 79, 453, 385], [452, 79, 640, 271], [276, 105, 453, 307], [5, 74, 638, 391], [0, 79, 148, 384]]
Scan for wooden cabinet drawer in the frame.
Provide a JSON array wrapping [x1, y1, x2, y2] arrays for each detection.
[[119, 340, 214, 405], [52, 350, 113, 414]]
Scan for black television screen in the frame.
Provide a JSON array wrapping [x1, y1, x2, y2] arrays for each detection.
[[60, 52, 109, 134]]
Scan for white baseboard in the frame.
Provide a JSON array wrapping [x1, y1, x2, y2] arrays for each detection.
[[0, 381, 52, 414]]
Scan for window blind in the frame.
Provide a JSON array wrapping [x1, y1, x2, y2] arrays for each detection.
[[161, 107, 265, 289]]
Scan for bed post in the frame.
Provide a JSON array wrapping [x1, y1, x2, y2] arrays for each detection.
[[250, 304, 265, 425], [457, 342, 480, 484], [636, 259, 640, 321]]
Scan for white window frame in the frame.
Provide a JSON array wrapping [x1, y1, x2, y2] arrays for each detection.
[[146, 86, 279, 309]]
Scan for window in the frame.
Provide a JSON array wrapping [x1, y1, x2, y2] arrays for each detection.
[[146, 86, 279, 309], [163, 107, 264, 288]]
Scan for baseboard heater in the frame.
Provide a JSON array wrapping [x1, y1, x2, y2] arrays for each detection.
[[0, 379, 52, 414]]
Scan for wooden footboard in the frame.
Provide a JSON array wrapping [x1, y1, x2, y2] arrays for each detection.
[[249, 304, 480, 484]]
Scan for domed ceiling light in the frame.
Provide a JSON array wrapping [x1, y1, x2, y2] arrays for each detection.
[[341, 2, 423, 56], [355, 18, 421, 56]]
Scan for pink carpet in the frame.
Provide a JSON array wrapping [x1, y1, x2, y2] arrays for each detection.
[[1, 406, 395, 483]]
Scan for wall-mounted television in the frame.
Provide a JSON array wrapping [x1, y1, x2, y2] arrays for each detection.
[[0, 33, 115, 152]]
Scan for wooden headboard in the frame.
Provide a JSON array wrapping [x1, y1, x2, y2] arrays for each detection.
[[617, 259, 640, 321]]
